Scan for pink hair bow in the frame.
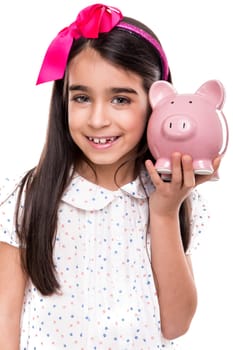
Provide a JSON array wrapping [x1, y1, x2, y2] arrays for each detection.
[[36, 4, 123, 84]]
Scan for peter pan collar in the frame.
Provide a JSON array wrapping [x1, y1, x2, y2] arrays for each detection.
[[61, 169, 155, 211]]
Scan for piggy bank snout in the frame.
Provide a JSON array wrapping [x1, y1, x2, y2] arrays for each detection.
[[162, 115, 196, 140]]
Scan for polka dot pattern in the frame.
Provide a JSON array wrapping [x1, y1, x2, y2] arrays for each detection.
[[0, 171, 209, 349]]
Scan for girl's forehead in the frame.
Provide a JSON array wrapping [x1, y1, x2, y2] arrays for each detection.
[[69, 47, 120, 75], [68, 48, 144, 91]]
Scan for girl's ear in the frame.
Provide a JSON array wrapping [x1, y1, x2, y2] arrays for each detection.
[[149, 80, 177, 109], [196, 79, 225, 109]]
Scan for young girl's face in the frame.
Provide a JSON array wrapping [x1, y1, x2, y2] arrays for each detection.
[[68, 47, 149, 173]]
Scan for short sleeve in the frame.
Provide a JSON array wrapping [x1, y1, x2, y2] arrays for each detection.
[[186, 188, 210, 255], [0, 175, 23, 247]]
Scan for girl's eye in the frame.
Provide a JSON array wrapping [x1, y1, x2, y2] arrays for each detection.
[[112, 96, 130, 105], [71, 95, 90, 103]]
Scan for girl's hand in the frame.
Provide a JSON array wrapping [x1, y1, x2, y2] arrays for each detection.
[[145, 152, 221, 217]]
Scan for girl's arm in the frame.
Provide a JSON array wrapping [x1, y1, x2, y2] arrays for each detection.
[[0, 242, 27, 350], [145, 153, 220, 340], [149, 208, 197, 340]]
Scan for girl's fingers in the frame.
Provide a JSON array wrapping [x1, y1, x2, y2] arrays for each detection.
[[170, 152, 182, 185], [212, 155, 222, 172], [146, 154, 221, 189], [170, 153, 195, 188], [181, 154, 195, 188], [195, 155, 222, 184], [145, 159, 162, 186]]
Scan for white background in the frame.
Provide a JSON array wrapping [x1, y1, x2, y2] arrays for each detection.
[[0, 1, 232, 349]]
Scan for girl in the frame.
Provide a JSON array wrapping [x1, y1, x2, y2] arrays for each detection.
[[0, 3, 220, 349]]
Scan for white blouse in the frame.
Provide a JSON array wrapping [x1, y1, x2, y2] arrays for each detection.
[[0, 170, 209, 349]]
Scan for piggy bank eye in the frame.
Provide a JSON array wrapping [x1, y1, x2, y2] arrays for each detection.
[[170, 101, 175, 104], [189, 100, 193, 103]]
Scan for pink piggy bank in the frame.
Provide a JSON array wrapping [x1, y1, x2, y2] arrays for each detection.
[[147, 79, 229, 177]]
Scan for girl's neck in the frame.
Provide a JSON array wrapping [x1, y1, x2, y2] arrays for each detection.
[[76, 161, 137, 191]]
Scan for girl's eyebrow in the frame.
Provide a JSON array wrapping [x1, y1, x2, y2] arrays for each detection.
[[69, 84, 88, 92], [69, 85, 138, 95], [110, 87, 138, 95]]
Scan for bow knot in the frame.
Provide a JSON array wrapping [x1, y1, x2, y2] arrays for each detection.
[[36, 4, 123, 84]]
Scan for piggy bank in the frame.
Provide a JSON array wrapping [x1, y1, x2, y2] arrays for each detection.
[[147, 79, 229, 177]]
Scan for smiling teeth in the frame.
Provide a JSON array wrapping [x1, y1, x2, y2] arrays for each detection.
[[88, 137, 117, 144]]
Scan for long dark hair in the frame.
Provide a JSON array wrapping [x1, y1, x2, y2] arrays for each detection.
[[16, 16, 191, 295]]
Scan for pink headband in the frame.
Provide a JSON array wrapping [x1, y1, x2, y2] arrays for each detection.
[[116, 22, 169, 81], [36, 3, 169, 85]]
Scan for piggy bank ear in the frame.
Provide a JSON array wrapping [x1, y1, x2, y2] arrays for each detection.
[[196, 80, 225, 109], [149, 81, 177, 108]]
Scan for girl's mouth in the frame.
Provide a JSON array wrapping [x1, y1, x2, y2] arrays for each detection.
[[87, 136, 119, 145]]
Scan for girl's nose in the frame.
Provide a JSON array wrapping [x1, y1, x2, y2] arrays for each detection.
[[87, 103, 111, 128]]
